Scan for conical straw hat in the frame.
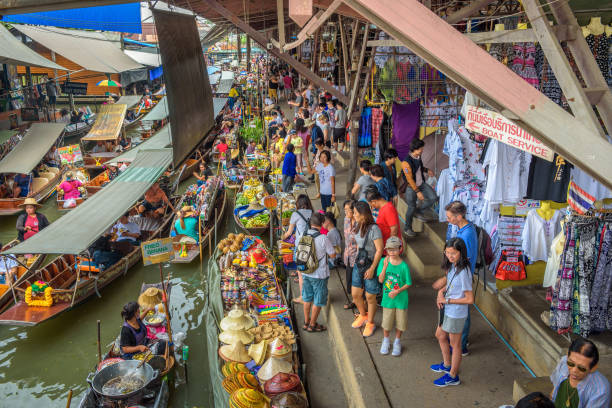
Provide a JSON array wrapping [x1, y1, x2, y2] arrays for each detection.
[[268, 337, 291, 358], [220, 329, 254, 346], [257, 357, 292, 382], [220, 308, 254, 331], [137, 287, 163, 310], [248, 340, 267, 366], [219, 340, 251, 363]]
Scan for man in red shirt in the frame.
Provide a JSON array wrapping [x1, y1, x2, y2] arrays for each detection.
[[367, 190, 401, 248]]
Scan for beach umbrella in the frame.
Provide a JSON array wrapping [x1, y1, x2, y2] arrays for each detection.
[[96, 79, 122, 87]]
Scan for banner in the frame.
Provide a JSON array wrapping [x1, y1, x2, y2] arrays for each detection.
[[465, 105, 554, 162], [141, 238, 174, 265], [83, 103, 126, 141], [58, 144, 83, 165]]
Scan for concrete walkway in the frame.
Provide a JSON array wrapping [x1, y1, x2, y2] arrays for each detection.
[[286, 147, 530, 407]]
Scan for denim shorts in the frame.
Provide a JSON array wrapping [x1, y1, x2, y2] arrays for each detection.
[[302, 276, 329, 307], [351, 264, 381, 295]]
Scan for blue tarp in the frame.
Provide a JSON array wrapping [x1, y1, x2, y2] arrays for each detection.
[[207, 66, 221, 74], [149, 65, 163, 81], [3, 3, 142, 34]]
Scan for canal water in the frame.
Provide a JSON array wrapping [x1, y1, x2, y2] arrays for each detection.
[[0, 145, 238, 406]]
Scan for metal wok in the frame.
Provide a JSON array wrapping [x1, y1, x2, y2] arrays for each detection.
[[87, 359, 158, 400]]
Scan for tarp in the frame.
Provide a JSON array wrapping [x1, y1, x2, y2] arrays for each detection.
[[216, 79, 233, 95], [149, 66, 163, 81], [142, 96, 168, 122], [0, 130, 18, 145], [108, 125, 172, 164], [124, 50, 162, 67], [213, 98, 228, 117], [0, 24, 66, 70], [153, 9, 214, 168], [116, 95, 142, 110], [209, 73, 221, 85], [220, 71, 234, 80], [6, 149, 172, 255], [0, 123, 64, 175], [207, 66, 221, 74], [2, 3, 142, 34], [12, 25, 143, 73], [82, 104, 126, 141]]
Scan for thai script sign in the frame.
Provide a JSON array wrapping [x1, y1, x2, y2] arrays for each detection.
[[58, 144, 82, 165], [465, 105, 554, 162], [141, 238, 174, 265]]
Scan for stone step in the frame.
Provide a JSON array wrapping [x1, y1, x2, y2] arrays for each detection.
[[403, 233, 444, 281], [423, 221, 446, 253]]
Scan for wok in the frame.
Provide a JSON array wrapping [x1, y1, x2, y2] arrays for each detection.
[[87, 359, 158, 400]]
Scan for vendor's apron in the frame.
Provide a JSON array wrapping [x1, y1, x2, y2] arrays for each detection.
[[121, 320, 147, 359]]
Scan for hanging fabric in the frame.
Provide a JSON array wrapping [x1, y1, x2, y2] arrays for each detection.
[[391, 100, 420, 160]]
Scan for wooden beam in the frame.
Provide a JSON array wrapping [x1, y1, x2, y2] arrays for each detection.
[[283, 10, 324, 51], [201, 0, 349, 105], [446, 0, 496, 24], [548, 0, 612, 136], [277, 0, 286, 50], [342, 0, 612, 189], [339, 15, 350, 90], [349, 20, 359, 63], [522, 0, 604, 137]]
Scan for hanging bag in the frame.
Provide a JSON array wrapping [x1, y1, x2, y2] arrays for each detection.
[[355, 226, 374, 274]]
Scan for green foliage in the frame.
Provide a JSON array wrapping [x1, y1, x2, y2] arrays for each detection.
[[239, 117, 264, 143]]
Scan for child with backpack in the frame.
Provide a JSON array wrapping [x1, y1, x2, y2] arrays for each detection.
[[295, 213, 336, 332], [377, 236, 412, 356]]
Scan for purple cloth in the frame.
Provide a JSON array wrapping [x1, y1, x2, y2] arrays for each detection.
[[392, 101, 420, 161]]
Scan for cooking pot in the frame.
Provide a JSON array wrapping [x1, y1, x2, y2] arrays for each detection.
[[87, 359, 158, 400]]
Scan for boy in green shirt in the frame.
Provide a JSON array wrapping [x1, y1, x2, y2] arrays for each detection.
[[377, 236, 412, 356]]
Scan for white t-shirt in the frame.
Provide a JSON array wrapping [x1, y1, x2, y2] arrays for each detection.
[[306, 228, 336, 279], [0, 256, 18, 274], [112, 221, 141, 242], [521, 209, 562, 262], [326, 228, 342, 250], [436, 169, 453, 222], [483, 140, 531, 204], [316, 163, 335, 195], [289, 209, 313, 245]]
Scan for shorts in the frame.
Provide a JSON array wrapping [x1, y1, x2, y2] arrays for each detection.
[[268, 88, 278, 99], [351, 264, 381, 295], [302, 276, 329, 307], [332, 127, 346, 143], [441, 315, 466, 334], [382, 307, 408, 332], [142, 200, 163, 211]]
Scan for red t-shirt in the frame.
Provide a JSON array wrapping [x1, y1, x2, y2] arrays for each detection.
[[216, 143, 228, 154], [377, 202, 401, 245]]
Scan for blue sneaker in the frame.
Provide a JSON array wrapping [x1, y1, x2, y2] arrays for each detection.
[[430, 362, 451, 373], [434, 373, 460, 387]]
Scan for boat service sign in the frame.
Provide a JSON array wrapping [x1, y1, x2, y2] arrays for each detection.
[[465, 105, 554, 162], [141, 238, 175, 265]]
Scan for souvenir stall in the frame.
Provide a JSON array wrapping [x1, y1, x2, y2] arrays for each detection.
[[210, 233, 308, 407]]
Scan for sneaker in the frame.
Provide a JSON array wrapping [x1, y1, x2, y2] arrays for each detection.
[[430, 362, 451, 373], [363, 322, 376, 337], [433, 373, 460, 387], [380, 337, 390, 355], [462, 348, 470, 357], [403, 229, 416, 238], [392, 340, 402, 356], [415, 212, 432, 222], [351, 314, 368, 329]]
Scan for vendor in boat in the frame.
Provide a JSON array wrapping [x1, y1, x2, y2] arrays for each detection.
[[120, 300, 166, 359], [16, 198, 50, 241], [111, 213, 141, 246], [0, 246, 18, 285], [44, 145, 61, 168], [193, 161, 213, 186], [138, 183, 174, 218], [58, 171, 83, 202], [115, 136, 131, 152], [91, 141, 109, 154], [171, 206, 199, 243], [13, 173, 32, 198], [246, 140, 257, 155]]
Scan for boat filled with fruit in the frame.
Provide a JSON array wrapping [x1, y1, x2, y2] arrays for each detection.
[[233, 178, 270, 235]]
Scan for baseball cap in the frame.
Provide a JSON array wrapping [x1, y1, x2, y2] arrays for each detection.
[[385, 236, 402, 250]]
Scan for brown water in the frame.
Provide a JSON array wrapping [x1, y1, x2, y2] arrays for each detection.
[[0, 173, 237, 406]]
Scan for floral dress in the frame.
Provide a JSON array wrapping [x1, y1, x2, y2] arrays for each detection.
[[343, 218, 358, 267]]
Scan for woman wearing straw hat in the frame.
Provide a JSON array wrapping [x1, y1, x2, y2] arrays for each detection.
[[171, 206, 199, 243], [58, 171, 83, 208], [16, 198, 49, 241]]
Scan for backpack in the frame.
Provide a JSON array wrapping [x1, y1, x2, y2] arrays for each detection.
[[295, 231, 322, 274]]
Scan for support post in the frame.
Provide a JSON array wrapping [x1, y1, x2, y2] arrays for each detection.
[[277, 0, 286, 51], [246, 35, 252, 71], [339, 15, 350, 91]]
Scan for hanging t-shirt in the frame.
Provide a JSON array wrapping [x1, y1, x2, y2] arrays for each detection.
[[436, 169, 453, 222], [571, 167, 612, 201], [482, 139, 532, 204], [521, 209, 563, 262], [525, 154, 573, 203], [377, 259, 412, 309]]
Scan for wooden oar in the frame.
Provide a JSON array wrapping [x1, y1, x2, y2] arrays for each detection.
[[65, 390, 73, 408]]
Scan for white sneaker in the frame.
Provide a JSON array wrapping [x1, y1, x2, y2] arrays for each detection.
[[380, 337, 390, 355], [392, 340, 402, 356]]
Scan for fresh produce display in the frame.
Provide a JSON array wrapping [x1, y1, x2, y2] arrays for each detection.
[[241, 213, 269, 228], [234, 178, 270, 230]]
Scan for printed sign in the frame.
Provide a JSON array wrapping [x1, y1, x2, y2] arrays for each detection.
[[141, 238, 174, 265], [61, 81, 88, 95], [58, 144, 83, 165], [515, 199, 541, 215], [465, 105, 554, 162]]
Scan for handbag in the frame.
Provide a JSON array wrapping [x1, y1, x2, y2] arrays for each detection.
[[355, 226, 373, 274], [326, 202, 340, 219]]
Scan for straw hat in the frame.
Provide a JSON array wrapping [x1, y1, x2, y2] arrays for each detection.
[[248, 340, 267, 366], [229, 388, 269, 408], [138, 287, 163, 310], [179, 205, 196, 218], [268, 338, 291, 358], [304, 119, 315, 127], [257, 357, 293, 382], [231, 148, 240, 159], [270, 392, 308, 408], [220, 309, 255, 331], [179, 236, 197, 244], [220, 329, 255, 346], [18, 198, 41, 207], [219, 340, 251, 363]]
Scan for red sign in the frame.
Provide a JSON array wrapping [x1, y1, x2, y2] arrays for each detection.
[[466, 105, 554, 162]]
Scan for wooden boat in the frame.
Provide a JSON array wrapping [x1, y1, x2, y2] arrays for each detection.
[[78, 282, 174, 408], [170, 185, 227, 263], [178, 158, 201, 182], [56, 169, 111, 211], [0, 199, 178, 326], [0, 166, 64, 216], [0, 239, 45, 313], [124, 99, 158, 130], [63, 117, 95, 140], [233, 183, 270, 236], [222, 166, 247, 190]]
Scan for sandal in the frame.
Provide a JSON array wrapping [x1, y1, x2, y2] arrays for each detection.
[[302, 322, 310, 330], [306, 323, 327, 332], [343, 302, 355, 310]]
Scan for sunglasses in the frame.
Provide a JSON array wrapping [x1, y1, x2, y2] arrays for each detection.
[[567, 360, 588, 372]]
